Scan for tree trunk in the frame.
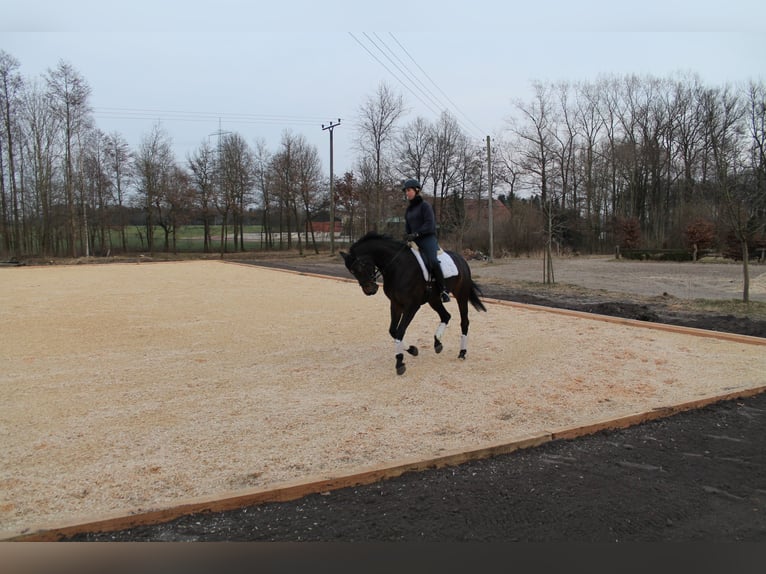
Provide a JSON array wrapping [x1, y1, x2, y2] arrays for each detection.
[[741, 242, 750, 304]]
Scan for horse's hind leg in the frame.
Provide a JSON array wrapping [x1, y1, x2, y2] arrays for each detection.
[[434, 322, 446, 354], [458, 337, 468, 359], [395, 352, 406, 375], [457, 297, 470, 359]]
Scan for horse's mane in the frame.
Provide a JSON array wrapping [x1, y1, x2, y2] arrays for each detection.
[[352, 231, 403, 249]]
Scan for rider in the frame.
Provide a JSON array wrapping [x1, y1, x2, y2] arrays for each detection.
[[402, 178, 450, 303]]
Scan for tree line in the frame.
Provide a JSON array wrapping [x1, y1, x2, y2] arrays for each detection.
[[1, 51, 764, 276]]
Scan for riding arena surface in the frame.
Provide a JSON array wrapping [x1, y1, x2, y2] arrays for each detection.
[[1, 258, 765, 541]]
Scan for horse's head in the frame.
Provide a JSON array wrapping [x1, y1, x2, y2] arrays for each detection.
[[340, 250, 379, 296]]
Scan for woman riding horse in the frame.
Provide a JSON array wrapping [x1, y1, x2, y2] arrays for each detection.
[[402, 178, 450, 304], [341, 232, 486, 375]]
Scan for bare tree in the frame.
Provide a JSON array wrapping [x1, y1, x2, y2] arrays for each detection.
[[668, 74, 707, 231], [188, 139, 217, 253], [428, 110, 466, 226], [509, 81, 557, 282], [156, 165, 194, 252], [720, 81, 766, 303], [396, 116, 433, 185], [573, 79, 605, 249], [19, 78, 61, 256], [46, 60, 92, 257], [134, 123, 175, 254], [352, 156, 379, 237], [447, 139, 485, 252], [551, 81, 578, 212], [80, 129, 112, 255], [251, 138, 273, 249], [355, 82, 405, 230], [0, 50, 24, 257], [219, 132, 255, 252], [292, 137, 322, 254], [269, 130, 297, 250], [598, 76, 624, 221], [493, 133, 523, 198], [743, 80, 766, 208], [266, 130, 321, 253], [104, 132, 132, 252], [334, 171, 359, 243], [704, 85, 751, 301], [636, 77, 674, 247]]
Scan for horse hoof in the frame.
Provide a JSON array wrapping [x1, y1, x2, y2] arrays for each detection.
[[407, 345, 419, 356], [458, 350, 467, 360], [434, 341, 443, 354], [395, 353, 406, 375]]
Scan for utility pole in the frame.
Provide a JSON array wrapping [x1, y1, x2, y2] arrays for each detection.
[[322, 119, 341, 254], [486, 135, 494, 262], [210, 120, 231, 254]]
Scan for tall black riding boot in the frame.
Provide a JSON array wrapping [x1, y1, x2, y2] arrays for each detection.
[[432, 264, 450, 303]]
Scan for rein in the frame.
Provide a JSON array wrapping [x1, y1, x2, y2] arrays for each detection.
[[372, 242, 409, 282]]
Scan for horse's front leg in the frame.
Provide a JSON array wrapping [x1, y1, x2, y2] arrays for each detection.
[[390, 303, 420, 375], [427, 300, 452, 354]]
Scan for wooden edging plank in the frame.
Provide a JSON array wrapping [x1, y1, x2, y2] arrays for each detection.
[[547, 385, 766, 440]]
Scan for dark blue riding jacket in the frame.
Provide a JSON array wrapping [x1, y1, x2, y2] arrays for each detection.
[[405, 194, 439, 268], [404, 194, 436, 238]]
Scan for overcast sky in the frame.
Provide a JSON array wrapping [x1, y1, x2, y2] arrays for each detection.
[[3, 0, 764, 178]]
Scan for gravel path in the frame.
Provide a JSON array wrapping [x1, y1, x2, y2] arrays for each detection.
[[470, 256, 766, 302]]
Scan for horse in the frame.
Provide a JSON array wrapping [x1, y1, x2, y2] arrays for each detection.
[[340, 232, 487, 375]]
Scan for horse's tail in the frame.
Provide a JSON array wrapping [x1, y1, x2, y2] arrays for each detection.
[[452, 252, 487, 312], [469, 280, 487, 312]]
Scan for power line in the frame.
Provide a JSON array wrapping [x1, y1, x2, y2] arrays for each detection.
[[371, 33, 456, 119], [92, 107, 330, 126], [350, 32, 486, 139], [388, 33, 487, 137], [348, 32, 441, 117], [364, 33, 445, 114]]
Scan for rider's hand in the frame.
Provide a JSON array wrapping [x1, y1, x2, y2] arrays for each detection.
[[404, 233, 418, 242]]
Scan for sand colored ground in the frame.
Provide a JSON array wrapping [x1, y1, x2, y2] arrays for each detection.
[[1, 260, 764, 539]]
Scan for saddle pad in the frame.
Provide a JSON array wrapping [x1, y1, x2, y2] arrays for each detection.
[[411, 247, 459, 281]]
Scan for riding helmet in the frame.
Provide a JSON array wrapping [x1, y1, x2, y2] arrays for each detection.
[[402, 178, 421, 191]]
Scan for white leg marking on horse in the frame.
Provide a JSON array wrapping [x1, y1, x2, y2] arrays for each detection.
[[435, 322, 447, 341], [460, 334, 468, 351], [395, 339, 405, 355]]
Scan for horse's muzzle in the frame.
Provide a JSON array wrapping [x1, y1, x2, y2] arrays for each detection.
[[361, 282, 379, 296]]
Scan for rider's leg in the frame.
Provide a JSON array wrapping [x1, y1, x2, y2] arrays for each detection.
[[419, 236, 450, 303], [431, 259, 449, 302]]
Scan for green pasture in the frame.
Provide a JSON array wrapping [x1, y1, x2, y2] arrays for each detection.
[[109, 225, 275, 253]]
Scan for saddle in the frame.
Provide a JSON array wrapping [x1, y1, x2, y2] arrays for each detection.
[[408, 244, 459, 281]]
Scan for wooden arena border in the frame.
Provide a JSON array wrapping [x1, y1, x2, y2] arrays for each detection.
[[5, 266, 766, 541]]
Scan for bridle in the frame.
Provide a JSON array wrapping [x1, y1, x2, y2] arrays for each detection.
[[370, 242, 409, 283], [350, 241, 409, 287]]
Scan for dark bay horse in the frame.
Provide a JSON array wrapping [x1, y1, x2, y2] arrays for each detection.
[[341, 232, 487, 375]]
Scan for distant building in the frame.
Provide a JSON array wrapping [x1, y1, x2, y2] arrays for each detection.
[[308, 214, 342, 234]]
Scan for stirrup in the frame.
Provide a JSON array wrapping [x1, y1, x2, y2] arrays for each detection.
[[440, 291, 450, 303]]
